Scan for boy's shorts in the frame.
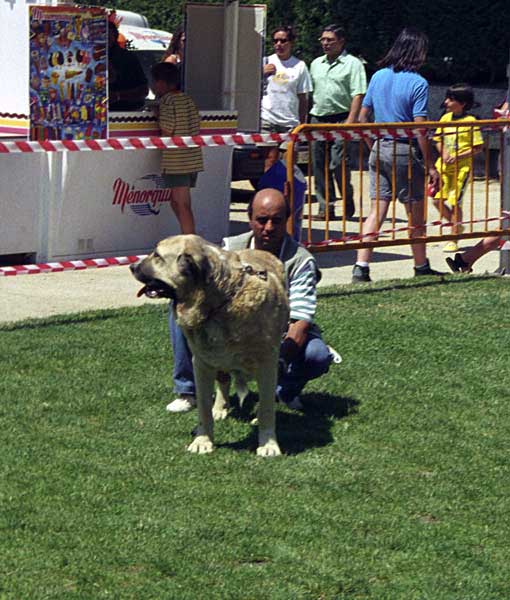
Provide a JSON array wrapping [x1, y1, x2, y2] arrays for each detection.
[[434, 163, 470, 207], [369, 140, 425, 202], [161, 172, 198, 188]]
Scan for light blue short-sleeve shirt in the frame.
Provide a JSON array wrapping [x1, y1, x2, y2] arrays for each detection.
[[362, 67, 429, 123], [310, 50, 367, 117]]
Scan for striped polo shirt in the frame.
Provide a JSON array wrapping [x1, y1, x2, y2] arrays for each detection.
[[279, 236, 317, 322], [159, 91, 204, 174], [224, 233, 317, 323]]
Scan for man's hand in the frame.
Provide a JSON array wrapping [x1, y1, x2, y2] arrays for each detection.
[[428, 166, 440, 187], [358, 106, 373, 151], [263, 63, 276, 77], [280, 320, 310, 363], [345, 94, 364, 124]]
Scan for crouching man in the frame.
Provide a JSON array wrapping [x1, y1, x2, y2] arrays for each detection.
[[167, 188, 340, 412]]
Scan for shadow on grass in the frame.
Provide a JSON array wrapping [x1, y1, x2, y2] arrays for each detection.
[[319, 272, 501, 299], [218, 392, 358, 455]]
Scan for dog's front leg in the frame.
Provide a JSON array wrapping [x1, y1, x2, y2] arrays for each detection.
[[187, 358, 215, 454], [255, 359, 281, 457], [212, 373, 231, 421]]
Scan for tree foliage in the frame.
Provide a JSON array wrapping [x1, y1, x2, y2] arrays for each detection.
[[83, 0, 510, 83]]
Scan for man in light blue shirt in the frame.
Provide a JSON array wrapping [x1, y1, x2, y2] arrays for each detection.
[[309, 24, 367, 220]]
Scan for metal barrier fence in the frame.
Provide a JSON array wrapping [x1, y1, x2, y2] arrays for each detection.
[[286, 121, 510, 262]]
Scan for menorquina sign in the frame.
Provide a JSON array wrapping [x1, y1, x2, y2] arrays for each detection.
[[111, 174, 172, 216]]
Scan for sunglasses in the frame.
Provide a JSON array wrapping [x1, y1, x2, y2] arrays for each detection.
[[273, 38, 289, 44]]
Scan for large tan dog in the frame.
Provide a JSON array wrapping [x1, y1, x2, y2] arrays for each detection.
[[131, 234, 289, 457]]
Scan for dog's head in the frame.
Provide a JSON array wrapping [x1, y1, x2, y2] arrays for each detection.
[[130, 235, 213, 302]]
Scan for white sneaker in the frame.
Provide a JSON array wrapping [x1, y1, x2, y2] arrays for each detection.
[[166, 395, 196, 413], [327, 345, 343, 364]]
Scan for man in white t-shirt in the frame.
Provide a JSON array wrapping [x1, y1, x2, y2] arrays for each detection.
[[260, 26, 312, 169]]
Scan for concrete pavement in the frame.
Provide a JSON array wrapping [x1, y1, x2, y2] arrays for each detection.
[[0, 178, 503, 323], [0, 225, 500, 325]]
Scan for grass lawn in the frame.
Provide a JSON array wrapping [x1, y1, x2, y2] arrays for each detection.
[[1, 276, 510, 599]]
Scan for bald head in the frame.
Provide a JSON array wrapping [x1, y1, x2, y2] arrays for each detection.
[[249, 188, 289, 218], [248, 188, 289, 254]]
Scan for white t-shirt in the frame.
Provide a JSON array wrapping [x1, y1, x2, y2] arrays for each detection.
[[261, 54, 313, 129]]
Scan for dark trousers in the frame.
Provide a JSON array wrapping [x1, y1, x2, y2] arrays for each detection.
[[311, 113, 354, 214], [169, 309, 331, 401]]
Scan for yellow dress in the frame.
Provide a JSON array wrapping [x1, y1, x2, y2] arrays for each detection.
[[432, 112, 483, 206]]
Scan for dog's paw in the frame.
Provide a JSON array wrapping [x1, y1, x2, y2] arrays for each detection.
[[256, 439, 282, 457], [212, 406, 229, 421], [187, 435, 214, 454]]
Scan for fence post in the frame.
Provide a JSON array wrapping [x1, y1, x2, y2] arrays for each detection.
[[499, 50, 510, 274]]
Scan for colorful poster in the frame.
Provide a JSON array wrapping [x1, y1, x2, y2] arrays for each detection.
[[29, 6, 108, 141]]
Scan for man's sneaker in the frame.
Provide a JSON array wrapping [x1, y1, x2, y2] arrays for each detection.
[[443, 240, 459, 253], [352, 264, 371, 283], [166, 395, 196, 413], [327, 345, 343, 364], [276, 391, 304, 411], [446, 253, 472, 273], [286, 396, 304, 410], [414, 259, 445, 277]]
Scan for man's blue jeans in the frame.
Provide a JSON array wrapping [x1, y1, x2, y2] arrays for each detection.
[[169, 309, 195, 396], [276, 331, 332, 402], [169, 309, 332, 400]]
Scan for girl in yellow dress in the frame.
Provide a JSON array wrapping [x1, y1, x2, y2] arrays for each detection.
[[432, 84, 484, 252]]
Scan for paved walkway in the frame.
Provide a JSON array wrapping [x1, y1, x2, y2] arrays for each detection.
[[0, 232, 500, 325], [0, 179, 503, 323]]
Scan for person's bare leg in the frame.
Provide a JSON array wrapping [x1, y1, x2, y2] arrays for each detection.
[[407, 200, 427, 266], [356, 199, 390, 264], [462, 236, 501, 267], [453, 205, 463, 235], [171, 186, 195, 234], [432, 197, 453, 223]]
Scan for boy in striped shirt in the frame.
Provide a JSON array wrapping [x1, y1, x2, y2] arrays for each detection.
[[152, 62, 204, 234]]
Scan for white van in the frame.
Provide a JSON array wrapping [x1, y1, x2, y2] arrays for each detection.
[[117, 23, 173, 101], [115, 9, 150, 28]]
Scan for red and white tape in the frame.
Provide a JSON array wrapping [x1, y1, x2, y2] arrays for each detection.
[[0, 123, 504, 154], [0, 132, 374, 154], [2, 212, 509, 276], [0, 255, 145, 277]]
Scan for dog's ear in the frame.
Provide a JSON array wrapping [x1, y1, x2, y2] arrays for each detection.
[[176, 253, 198, 278], [177, 251, 211, 282], [197, 254, 211, 283]]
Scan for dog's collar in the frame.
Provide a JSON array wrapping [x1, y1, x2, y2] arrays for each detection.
[[204, 262, 268, 321], [238, 262, 268, 281]]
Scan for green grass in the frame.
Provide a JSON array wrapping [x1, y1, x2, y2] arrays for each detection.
[[1, 276, 510, 599]]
